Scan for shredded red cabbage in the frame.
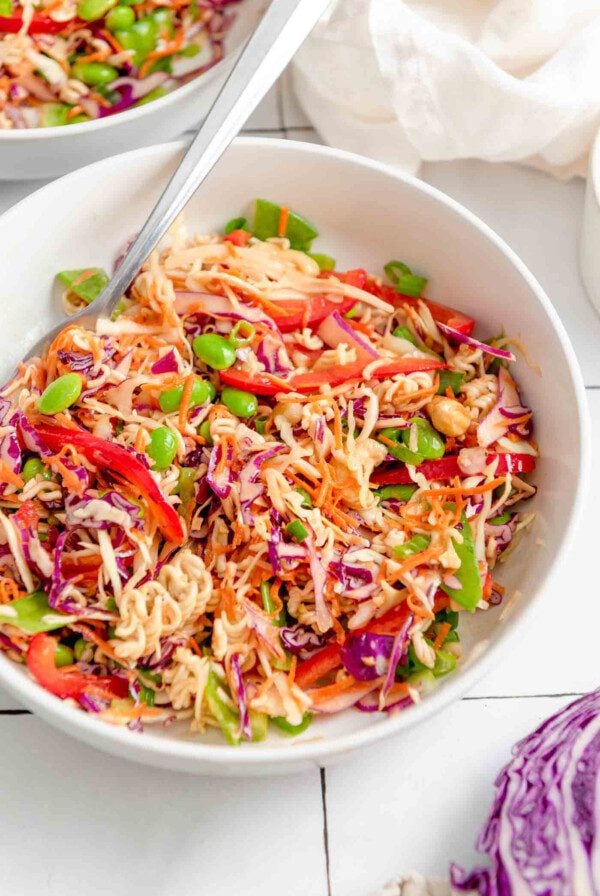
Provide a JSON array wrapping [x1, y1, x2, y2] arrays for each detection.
[[451, 689, 600, 895]]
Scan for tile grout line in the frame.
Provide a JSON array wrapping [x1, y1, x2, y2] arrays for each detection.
[[320, 767, 333, 896]]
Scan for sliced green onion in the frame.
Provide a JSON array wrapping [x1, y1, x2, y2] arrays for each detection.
[[489, 511, 511, 525], [393, 534, 431, 561], [295, 487, 313, 509], [384, 259, 427, 298], [229, 320, 255, 348], [344, 305, 359, 319], [286, 519, 308, 542], [272, 712, 313, 736]]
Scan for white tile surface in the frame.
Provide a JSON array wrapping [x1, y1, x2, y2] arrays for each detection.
[[0, 84, 598, 896], [326, 696, 573, 896], [0, 717, 326, 896]]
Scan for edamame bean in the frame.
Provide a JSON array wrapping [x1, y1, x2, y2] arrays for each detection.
[[38, 373, 82, 415], [76, 0, 116, 21], [159, 378, 212, 413], [71, 61, 119, 86], [221, 386, 258, 419], [150, 6, 173, 35], [192, 334, 237, 370], [147, 426, 177, 470], [105, 4, 134, 30], [405, 417, 445, 460], [55, 644, 74, 667], [22, 458, 52, 483]]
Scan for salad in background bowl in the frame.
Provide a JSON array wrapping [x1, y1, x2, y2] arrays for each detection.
[[0, 0, 263, 179], [0, 138, 587, 774]]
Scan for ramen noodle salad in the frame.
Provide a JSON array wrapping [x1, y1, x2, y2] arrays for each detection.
[[0, 0, 242, 128], [0, 199, 537, 744]]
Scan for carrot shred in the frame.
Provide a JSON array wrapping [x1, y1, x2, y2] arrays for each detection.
[[178, 371, 196, 429], [0, 461, 24, 489], [433, 622, 451, 650], [278, 206, 290, 238]]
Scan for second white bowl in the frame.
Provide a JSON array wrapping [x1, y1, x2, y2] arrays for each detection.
[[0, 0, 262, 181]]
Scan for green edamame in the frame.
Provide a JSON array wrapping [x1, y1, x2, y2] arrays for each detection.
[[76, 0, 116, 21], [71, 62, 119, 86], [221, 387, 258, 419], [192, 333, 237, 370], [22, 458, 52, 483], [159, 378, 212, 413], [147, 426, 177, 470], [55, 644, 74, 667], [105, 4, 134, 30], [38, 373, 82, 415]]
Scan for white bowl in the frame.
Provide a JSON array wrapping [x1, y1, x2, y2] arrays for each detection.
[[0, 0, 263, 181], [0, 139, 589, 774]]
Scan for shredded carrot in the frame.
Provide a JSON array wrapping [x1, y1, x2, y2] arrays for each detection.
[[278, 206, 290, 238], [0, 577, 21, 604], [188, 636, 204, 658], [0, 461, 24, 489], [178, 371, 196, 429], [433, 622, 451, 650], [139, 28, 185, 77], [420, 476, 506, 498], [307, 676, 357, 705], [288, 654, 297, 686]]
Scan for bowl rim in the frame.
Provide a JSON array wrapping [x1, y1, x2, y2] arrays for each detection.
[[0, 0, 259, 141], [0, 136, 590, 770]]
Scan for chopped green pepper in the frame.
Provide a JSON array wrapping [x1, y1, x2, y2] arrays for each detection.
[[56, 268, 109, 304], [0, 591, 76, 634], [139, 684, 155, 706], [433, 648, 457, 677], [252, 199, 318, 251], [440, 512, 483, 611], [272, 712, 313, 736], [489, 511, 511, 525]]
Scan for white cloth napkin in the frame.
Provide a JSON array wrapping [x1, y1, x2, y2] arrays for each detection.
[[292, 0, 600, 178]]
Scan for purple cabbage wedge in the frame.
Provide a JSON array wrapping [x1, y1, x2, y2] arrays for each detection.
[[451, 689, 600, 895]]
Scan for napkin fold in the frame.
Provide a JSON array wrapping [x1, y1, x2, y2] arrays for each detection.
[[292, 0, 600, 178]]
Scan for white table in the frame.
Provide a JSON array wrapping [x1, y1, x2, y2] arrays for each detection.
[[1, 74, 598, 896]]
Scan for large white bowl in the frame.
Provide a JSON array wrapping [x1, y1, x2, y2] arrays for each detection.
[[0, 0, 263, 181], [0, 139, 589, 774]]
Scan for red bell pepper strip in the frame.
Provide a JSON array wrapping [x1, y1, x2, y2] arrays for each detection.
[[371, 452, 536, 486], [220, 356, 446, 397], [268, 295, 356, 333], [34, 424, 185, 545], [295, 603, 414, 689], [0, 14, 67, 33], [27, 633, 129, 700], [365, 279, 476, 336], [336, 269, 368, 290], [295, 642, 342, 689], [223, 229, 251, 247]]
